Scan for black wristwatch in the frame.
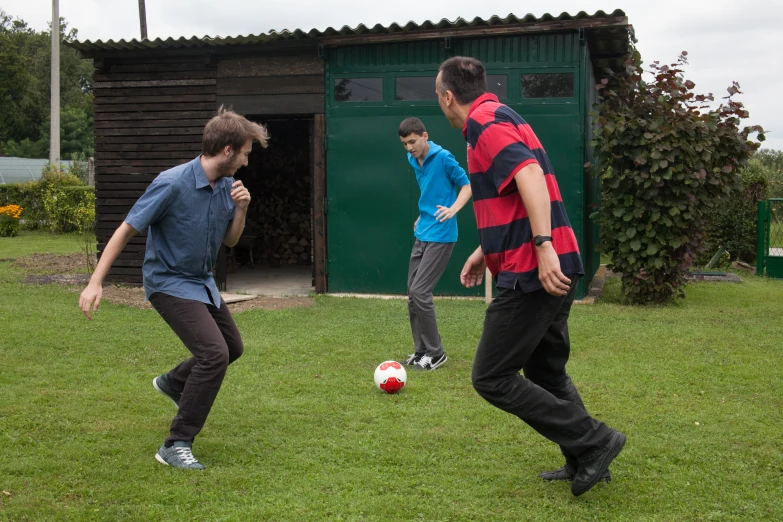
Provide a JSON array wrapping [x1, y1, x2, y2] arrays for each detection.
[[533, 235, 553, 246]]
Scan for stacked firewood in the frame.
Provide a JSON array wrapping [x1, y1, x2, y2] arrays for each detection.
[[239, 122, 312, 267]]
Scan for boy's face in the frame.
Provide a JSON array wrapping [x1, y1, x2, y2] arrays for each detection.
[[399, 132, 429, 160]]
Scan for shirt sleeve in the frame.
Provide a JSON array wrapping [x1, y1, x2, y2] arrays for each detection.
[[124, 178, 176, 233], [443, 152, 470, 187], [473, 121, 539, 195]]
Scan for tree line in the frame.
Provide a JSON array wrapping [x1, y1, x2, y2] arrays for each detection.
[[0, 9, 93, 160]]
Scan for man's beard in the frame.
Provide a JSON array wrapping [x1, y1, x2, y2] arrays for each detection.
[[217, 157, 238, 178]]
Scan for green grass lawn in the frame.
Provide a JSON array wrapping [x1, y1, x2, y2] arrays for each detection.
[[1, 234, 782, 521], [0, 230, 94, 258]]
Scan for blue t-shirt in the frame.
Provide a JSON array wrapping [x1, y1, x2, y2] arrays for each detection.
[[408, 141, 470, 243], [124, 156, 236, 308]]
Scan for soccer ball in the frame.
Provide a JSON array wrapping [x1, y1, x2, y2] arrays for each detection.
[[374, 361, 407, 394]]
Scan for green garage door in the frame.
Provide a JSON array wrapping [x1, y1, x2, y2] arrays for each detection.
[[325, 34, 587, 296]]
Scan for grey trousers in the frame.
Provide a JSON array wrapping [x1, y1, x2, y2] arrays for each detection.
[[408, 239, 455, 358]]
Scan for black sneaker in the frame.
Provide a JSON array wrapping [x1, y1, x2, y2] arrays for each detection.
[[152, 374, 181, 409], [412, 353, 448, 371], [399, 353, 423, 366]]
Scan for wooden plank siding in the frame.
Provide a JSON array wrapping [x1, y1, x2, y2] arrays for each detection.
[[94, 55, 216, 284], [216, 54, 325, 116]]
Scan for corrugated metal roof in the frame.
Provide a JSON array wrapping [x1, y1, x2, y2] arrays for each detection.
[[69, 10, 628, 53]]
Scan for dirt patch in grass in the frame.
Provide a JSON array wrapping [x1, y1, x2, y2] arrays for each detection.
[[15, 253, 313, 312], [13, 253, 95, 275], [228, 296, 314, 313]]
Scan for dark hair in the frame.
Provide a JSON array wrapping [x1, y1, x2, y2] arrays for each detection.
[[398, 117, 427, 137], [202, 105, 270, 157], [438, 56, 487, 105]]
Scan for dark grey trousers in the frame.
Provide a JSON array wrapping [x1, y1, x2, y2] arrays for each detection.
[[149, 292, 244, 445], [471, 277, 614, 461], [407, 239, 455, 359]]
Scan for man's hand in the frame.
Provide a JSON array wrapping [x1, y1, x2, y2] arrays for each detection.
[[413, 217, 419, 232], [79, 283, 103, 320], [230, 180, 251, 211], [460, 247, 487, 288], [434, 205, 458, 222], [536, 242, 571, 296]]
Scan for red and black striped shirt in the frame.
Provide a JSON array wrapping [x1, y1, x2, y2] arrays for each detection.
[[462, 93, 584, 291]]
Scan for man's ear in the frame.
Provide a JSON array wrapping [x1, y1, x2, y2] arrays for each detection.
[[423, 131, 429, 141], [223, 144, 232, 157]]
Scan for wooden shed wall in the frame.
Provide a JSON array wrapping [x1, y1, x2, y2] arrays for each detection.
[[93, 55, 217, 284], [216, 54, 325, 115]]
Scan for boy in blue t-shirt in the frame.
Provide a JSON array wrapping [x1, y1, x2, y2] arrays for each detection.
[[398, 117, 472, 371]]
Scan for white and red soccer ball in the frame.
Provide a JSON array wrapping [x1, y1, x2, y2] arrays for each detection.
[[374, 361, 407, 394]]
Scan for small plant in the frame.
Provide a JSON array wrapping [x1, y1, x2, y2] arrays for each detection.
[[74, 194, 96, 273], [0, 204, 23, 237]]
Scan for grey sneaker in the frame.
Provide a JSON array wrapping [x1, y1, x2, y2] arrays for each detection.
[[412, 353, 448, 371], [399, 353, 423, 366], [155, 441, 205, 470], [152, 374, 180, 409]]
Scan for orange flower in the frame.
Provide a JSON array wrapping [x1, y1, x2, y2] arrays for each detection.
[[0, 204, 23, 219]]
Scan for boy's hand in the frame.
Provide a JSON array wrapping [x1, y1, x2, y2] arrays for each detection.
[[460, 248, 487, 288], [413, 217, 419, 231], [435, 205, 457, 222]]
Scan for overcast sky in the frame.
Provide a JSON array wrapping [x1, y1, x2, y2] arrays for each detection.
[[4, 0, 780, 150]]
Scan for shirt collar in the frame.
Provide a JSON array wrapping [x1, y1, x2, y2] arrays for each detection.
[[192, 155, 224, 191], [462, 93, 500, 137]]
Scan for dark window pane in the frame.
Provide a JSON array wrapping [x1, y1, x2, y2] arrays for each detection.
[[487, 75, 507, 98], [395, 76, 437, 101], [334, 78, 383, 102], [520, 73, 574, 98]]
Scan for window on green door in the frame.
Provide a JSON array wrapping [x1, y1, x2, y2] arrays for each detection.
[[334, 78, 383, 102], [486, 75, 507, 98], [395, 77, 437, 101], [520, 73, 574, 98], [394, 74, 507, 101]]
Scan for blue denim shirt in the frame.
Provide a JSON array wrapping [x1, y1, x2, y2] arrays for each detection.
[[125, 156, 236, 308]]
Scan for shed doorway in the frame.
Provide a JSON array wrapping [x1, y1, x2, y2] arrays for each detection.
[[216, 115, 325, 296]]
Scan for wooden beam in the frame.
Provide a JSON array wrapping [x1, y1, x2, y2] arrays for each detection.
[[313, 113, 327, 293], [217, 94, 324, 115]]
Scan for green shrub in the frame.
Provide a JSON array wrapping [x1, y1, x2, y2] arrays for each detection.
[[0, 163, 93, 232], [755, 149, 783, 198], [591, 51, 764, 304], [700, 160, 769, 264], [42, 185, 95, 233]]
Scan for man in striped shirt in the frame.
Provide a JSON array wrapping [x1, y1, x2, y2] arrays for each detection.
[[435, 56, 625, 496]]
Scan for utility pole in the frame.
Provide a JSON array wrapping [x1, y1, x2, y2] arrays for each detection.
[[138, 0, 148, 40], [49, 0, 60, 165]]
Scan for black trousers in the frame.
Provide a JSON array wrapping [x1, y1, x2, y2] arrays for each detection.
[[471, 277, 613, 462], [149, 292, 244, 445]]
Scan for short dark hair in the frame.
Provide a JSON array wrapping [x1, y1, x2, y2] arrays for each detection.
[[398, 117, 427, 137], [438, 56, 487, 105]]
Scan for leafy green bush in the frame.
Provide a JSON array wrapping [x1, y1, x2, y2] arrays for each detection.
[[754, 149, 783, 198], [42, 186, 95, 233], [700, 160, 769, 264], [591, 51, 764, 304], [0, 163, 93, 232]]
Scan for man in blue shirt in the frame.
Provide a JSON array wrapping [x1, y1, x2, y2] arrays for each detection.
[[79, 107, 269, 469], [398, 117, 472, 371]]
